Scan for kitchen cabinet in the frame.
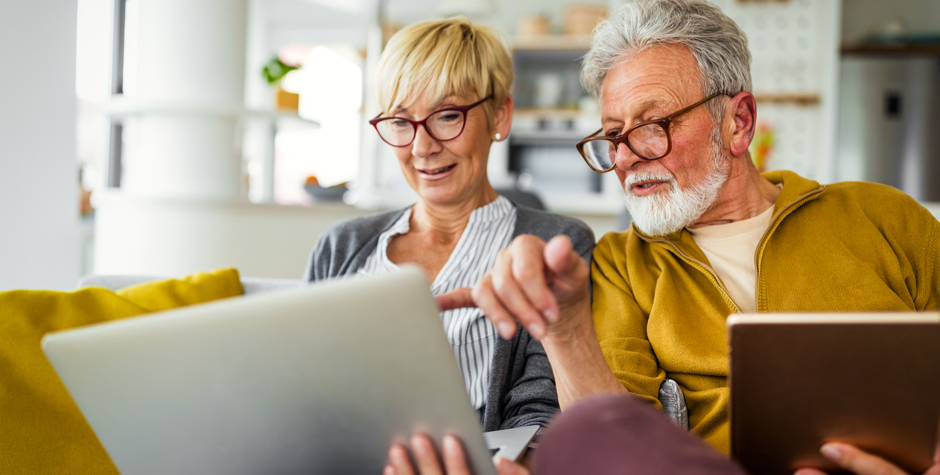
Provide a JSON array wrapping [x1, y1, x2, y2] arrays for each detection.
[[498, 38, 624, 215]]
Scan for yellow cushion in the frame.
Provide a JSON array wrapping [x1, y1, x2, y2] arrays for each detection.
[[0, 268, 243, 474]]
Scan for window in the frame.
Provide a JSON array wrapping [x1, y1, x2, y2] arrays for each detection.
[[264, 45, 363, 205]]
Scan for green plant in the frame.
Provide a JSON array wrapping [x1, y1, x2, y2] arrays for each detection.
[[261, 56, 299, 86]]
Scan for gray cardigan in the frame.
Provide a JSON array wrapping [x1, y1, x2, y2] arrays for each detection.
[[303, 203, 595, 431]]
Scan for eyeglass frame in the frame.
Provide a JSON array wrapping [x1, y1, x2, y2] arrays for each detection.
[[368, 94, 493, 147], [575, 92, 728, 173]]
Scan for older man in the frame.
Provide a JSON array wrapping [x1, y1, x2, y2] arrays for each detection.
[[386, 1, 940, 474]]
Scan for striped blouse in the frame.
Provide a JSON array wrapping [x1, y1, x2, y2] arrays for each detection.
[[356, 196, 517, 411]]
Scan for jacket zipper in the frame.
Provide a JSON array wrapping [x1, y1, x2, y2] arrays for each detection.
[[638, 234, 742, 314], [752, 185, 827, 311], [634, 185, 826, 315]]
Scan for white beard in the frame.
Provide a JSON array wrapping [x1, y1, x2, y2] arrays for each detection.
[[623, 132, 731, 237]]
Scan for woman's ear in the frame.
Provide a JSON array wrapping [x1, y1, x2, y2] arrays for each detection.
[[493, 94, 514, 141], [726, 91, 756, 157]]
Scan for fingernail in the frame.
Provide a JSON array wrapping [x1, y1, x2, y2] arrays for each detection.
[[527, 322, 544, 339], [391, 446, 409, 464], [820, 444, 842, 462], [411, 434, 428, 451], [443, 435, 458, 452], [498, 322, 515, 338], [384, 465, 396, 475], [543, 309, 558, 323]]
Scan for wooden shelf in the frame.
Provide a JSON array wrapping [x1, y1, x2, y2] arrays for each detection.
[[514, 108, 585, 120], [102, 97, 320, 126], [841, 43, 940, 57], [752, 92, 821, 105], [509, 132, 588, 147], [515, 93, 821, 121], [511, 35, 592, 52], [516, 93, 821, 115]]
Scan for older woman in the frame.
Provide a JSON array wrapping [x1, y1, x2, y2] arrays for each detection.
[[303, 18, 593, 432]]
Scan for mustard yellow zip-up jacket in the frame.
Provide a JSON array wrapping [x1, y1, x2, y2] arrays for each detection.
[[591, 170, 940, 454]]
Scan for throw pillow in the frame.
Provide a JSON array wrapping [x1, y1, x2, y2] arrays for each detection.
[[0, 268, 243, 474]]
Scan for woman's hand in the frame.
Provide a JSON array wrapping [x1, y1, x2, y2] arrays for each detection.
[[794, 442, 940, 475], [384, 433, 529, 475]]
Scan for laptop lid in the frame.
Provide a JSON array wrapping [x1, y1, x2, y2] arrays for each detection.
[[728, 312, 940, 475], [43, 267, 497, 475]]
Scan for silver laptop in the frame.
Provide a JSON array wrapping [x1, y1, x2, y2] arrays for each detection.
[[43, 267, 533, 475]]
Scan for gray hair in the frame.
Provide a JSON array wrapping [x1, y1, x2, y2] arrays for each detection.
[[581, 0, 751, 120]]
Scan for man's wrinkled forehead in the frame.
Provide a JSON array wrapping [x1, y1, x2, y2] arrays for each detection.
[[598, 44, 703, 118]]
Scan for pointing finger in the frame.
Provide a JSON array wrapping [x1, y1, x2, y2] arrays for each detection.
[[509, 235, 559, 324], [544, 235, 579, 277], [472, 274, 520, 339], [436, 288, 475, 312]]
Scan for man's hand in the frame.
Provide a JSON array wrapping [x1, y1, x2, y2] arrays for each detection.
[[793, 442, 940, 475], [436, 234, 591, 341], [384, 433, 529, 475], [438, 234, 628, 408]]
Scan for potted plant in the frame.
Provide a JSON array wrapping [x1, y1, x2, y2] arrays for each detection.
[[262, 56, 301, 111]]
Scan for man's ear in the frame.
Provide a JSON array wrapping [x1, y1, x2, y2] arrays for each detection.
[[726, 92, 756, 157], [493, 93, 514, 141]]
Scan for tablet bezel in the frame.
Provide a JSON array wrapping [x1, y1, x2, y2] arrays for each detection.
[[729, 312, 940, 475]]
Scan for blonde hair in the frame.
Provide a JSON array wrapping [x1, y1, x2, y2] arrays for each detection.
[[376, 17, 513, 130]]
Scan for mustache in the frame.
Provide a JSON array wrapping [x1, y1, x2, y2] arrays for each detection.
[[623, 172, 676, 188]]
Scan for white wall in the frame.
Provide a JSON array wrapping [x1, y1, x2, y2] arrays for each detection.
[[93, 193, 374, 279], [0, 0, 81, 291]]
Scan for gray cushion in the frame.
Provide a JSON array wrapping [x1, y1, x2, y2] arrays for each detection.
[[240, 277, 302, 294]]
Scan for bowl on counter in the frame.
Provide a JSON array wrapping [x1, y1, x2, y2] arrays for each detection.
[[304, 183, 348, 202]]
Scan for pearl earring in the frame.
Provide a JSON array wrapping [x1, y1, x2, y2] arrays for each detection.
[[494, 133, 502, 141]]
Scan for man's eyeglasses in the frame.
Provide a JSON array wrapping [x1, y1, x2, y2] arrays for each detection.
[[369, 95, 493, 147], [575, 92, 726, 173]]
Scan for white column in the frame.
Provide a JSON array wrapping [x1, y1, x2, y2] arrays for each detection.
[[94, 0, 340, 278], [122, 0, 249, 199], [356, 0, 383, 208], [243, 0, 277, 203], [95, 0, 254, 276]]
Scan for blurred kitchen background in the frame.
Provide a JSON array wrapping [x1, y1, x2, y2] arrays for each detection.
[[2, 0, 939, 290]]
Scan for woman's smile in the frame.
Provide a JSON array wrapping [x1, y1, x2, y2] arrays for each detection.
[[416, 163, 458, 181]]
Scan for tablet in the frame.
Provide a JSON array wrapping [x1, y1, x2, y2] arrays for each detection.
[[43, 267, 507, 475], [729, 313, 940, 475]]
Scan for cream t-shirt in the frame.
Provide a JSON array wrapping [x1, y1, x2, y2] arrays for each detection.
[[687, 205, 776, 313]]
